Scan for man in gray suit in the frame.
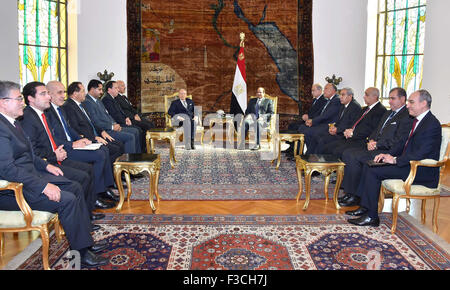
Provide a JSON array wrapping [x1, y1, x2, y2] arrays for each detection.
[[241, 87, 274, 150], [82, 80, 141, 153]]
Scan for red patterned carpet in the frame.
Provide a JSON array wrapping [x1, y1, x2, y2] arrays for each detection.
[[9, 213, 450, 270]]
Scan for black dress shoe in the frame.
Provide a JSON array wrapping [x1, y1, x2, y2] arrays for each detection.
[[338, 193, 353, 203], [91, 225, 101, 232], [95, 199, 115, 209], [338, 195, 361, 207], [347, 214, 380, 227], [191, 142, 196, 150], [101, 189, 120, 202], [80, 250, 109, 267], [91, 213, 105, 221], [90, 240, 108, 253], [345, 207, 368, 216]]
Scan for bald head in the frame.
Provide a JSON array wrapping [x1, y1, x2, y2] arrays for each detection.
[[363, 87, 380, 106], [117, 80, 126, 94], [46, 81, 67, 106]]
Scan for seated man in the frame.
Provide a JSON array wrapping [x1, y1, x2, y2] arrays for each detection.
[[307, 87, 362, 154], [116, 80, 155, 131], [101, 80, 145, 151], [339, 87, 412, 207], [45, 81, 118, 204], [345, 90, 442, 227], [83, 79, 141, 154], [168, 88, 198, 150], [0, 81, 108, 267], [317, 87, 387, 157], [240, 87, 274, 150], [62, 81, 124, 168]]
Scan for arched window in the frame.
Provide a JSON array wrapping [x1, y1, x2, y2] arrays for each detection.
[[374, 0, 426, 99], [18, 0, 68, 87]]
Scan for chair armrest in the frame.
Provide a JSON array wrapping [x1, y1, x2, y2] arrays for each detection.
[[0, 181, 33, 227], [403, 159, 446, 195]]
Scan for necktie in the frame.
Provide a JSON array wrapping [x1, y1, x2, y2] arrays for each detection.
[[13, 120, 25, 138], [402, 118, 418, 154], [41, 113, 61, 165], [339, 106, 346, 120], [57, 107, 72, 141], [255, 99, 260, 119], [352, 107, 370, 130], [80, 104, 98, 136], [320, 99, 330, 114], [379, 110, 396, 134], [182, 100, 187, 109]]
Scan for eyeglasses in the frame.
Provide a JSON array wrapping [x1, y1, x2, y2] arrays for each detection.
[[2, 96, 24, 102]]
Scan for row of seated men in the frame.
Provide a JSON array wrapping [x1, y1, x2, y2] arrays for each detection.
[[285, 83, 442, 227], [0, 79, 154, 267]]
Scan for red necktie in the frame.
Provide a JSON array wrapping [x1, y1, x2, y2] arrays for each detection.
[[351, 107, 370, 130], [402, 118, 418, 154], [41, 113, 61, 164]]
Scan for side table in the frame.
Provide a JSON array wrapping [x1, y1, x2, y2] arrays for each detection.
[[113, 153, 161, 213], [295, 154, 345, 210], [146, 127, 177, 168]]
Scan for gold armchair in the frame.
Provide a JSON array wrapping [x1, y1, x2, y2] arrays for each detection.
[[0, 181, 62, 270], [164, 92, 204, 144], [379, 126, 450, 234]]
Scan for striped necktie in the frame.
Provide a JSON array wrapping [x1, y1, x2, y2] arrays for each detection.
[[402, 118, 418, 154]]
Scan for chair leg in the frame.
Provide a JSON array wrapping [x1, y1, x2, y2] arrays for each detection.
[[54, 219, 62, 243], [0, 232, 4, 256], [378, 187, 385, 213], [432, 197, 440, 233], [421, 199, 427, 224], [406, 198, 411, 213], [391, 194, 400, 234], [39, 226, 51, 270]]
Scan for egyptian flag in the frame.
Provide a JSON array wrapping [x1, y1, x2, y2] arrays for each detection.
[[230, 46, 247, 115]]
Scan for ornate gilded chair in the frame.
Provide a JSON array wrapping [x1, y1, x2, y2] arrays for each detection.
[[379, 126, 450, 234], [164, 92, 204, 144], [0, 181, 62, 270]]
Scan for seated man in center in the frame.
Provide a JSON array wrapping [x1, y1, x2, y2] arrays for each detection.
[[240, 87, 274, 150]]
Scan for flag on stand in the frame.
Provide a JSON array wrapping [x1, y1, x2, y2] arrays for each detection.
[[230, 35, 247, 115]]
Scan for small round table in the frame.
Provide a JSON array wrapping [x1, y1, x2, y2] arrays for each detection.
[[295, 154, 345, 210], [113, 153, 161, 213], [146, 128, 177, 168]]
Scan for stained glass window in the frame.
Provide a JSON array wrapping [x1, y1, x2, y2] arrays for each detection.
[[375, 0, 426, 99], [18, 0, 68, 87]]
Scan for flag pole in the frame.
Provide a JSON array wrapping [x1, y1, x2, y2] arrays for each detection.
[[240, 32, 245, 47]]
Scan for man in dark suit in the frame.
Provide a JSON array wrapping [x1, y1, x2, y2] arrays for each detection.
[[339, 87, 412, 207], [0, 81, 108, 267], [101, 81, 144, 151], [46, 81, 118, 204], [62, 81, 124, 167], [168, 88, 197, 150], [318, 87, 387, 157], [240, 87, 274, 150], [306, 87, 362, 154], [287, 83, 340, 157], [83, 80, 141, 154], [288, 83, 326, 131], [284, 84, 327, 155], [20, 82, 113, 214], [346, 89, 442, 227], [116, 80, 154, 131]]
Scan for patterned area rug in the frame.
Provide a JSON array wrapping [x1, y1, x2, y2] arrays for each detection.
[[123, 144, 339, 201], [118, 144, 450, 201], [9, 213, 450, 270]]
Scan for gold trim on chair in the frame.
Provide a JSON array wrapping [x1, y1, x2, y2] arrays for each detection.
[[0, 181, 62, 270]]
